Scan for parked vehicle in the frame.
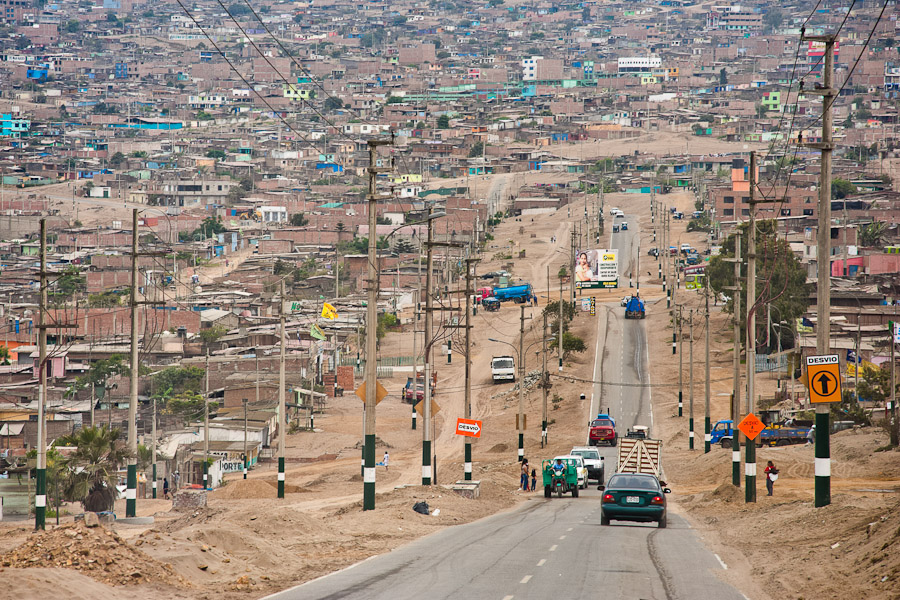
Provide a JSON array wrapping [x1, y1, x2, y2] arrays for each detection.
[[589, 416, 617, 446], [402, 371, 438, 404], [482, 297, 500, 312], [614, 209, 625, 218], [601, 473, 671, 528], [647, 247, 659, 257], [610, 207, 620, 215], [624, 296, 645, 319], [480, 270, 511, 280], [616, 426, 663, 480], [476, 287, 494, 302], [493, 283, 534, 304], [709, 420, 812, 448], [673, 211, 684, 220], [570, 446, 605, 486], [542, 457, 580, 498], [680, 243, 692, 254], [620, 295, 632, 307], [491, 356, 515, 383]]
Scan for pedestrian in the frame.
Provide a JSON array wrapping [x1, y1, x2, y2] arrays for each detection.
[[806, 425, 815, 445], [383, 451, 389, 471], [173, 470, 180, 490], [521, 459, 529, 491], [531, 467, 536, 492], [163, 477, 169, 500], [764, 461, 779, 496]]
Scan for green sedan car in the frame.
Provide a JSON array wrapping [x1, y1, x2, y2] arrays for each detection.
[[601, 473, 671, 528]]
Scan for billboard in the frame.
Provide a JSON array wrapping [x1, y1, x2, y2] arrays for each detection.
[[575, 249, 618, 289]]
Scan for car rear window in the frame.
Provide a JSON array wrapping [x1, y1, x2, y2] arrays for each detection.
[[607, 475, 660, 491], [592, 420, 613, 428], [573, 450, 599, 460]]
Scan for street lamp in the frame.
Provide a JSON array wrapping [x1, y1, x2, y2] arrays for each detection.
[[488, 334, 555, 462]]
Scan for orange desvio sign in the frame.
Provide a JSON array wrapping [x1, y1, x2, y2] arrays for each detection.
[[737, 413, 765, 441], [455, 418, 482, 438], [806, 354, 842, 404]]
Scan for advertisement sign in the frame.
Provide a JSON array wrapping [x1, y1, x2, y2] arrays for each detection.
[[575, 249, 618, 289]]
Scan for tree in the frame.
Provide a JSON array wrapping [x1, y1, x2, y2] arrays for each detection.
[[393, 239, 415, 254], [70, 354, 130, 398], [87, 291, 121, 308], [193, 216, 225, 240], [290, 213, 309, 226], [468, 141, 484, 158], [857, 363, 898, 444], [197, 325, 228, 345], [719, 68, 727, 85], [543, 300, 576, 333], [324, 97, 344, 112], [60, 425, 131, 512], [832, 178, 857, 199], [707, 220, 809, 350], [206, 149, 226, 160], [130, 150, 147, 158], [0, 345, 10, 365], [437, 114, 450, 129], [106, 12, 118, 22], [763, 8, 783, 32], [109, 151, 125, 167], [165, 391, 218, 425], [65, 19, 79, 33], [549, 332, 587, 358], [858, 221, 888, 247], [197, 110, 214, 121], [51, 266, 86, 305], [151, 366, 204, 396]]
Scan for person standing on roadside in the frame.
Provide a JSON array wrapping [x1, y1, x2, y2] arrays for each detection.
[[383, 451, 389, 471], [531, 467, 536, 492], [764, 461, 779, 496], [521, 459, 529, 491], [163, 477, 169, 500]]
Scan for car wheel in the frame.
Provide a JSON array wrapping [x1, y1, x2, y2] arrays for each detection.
[[601, 514, 610, 526], [721, 439, 732, 449], [658, 514, 667, 529], [573, 486, 579, 498], [544, 485, 551, 498]]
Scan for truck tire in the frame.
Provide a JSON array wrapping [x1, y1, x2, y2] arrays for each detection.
[[610, 438, 617, 447], [573, 486, 579, 498], [544, 485, 551, 498], [776, 439, 790, 446], [720, 439, 732, 449]]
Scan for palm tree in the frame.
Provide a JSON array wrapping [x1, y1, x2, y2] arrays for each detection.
[[62, 425, 132, 512], [858, 221, 888, 247]]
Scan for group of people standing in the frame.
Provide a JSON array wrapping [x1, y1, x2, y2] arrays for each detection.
[[520, 459, 537, 491]]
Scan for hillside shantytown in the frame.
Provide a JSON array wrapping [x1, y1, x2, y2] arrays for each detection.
[[0, 1, 899, 599]]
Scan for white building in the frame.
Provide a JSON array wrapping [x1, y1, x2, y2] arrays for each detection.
[[522, 56, 542, 81], [618, 56, 662, 73]]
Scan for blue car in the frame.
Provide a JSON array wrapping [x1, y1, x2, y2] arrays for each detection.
[[601, 473, 670, 528]]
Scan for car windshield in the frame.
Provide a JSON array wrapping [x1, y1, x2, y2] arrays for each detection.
[[607, 475, 660, 491], [592, 420, 613, 428], [573, 450, 599, 460], [493, 359, 513, 369]]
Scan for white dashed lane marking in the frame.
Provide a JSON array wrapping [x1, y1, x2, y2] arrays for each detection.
[[549, 545, 558, 552], [520, 575, 532, 584], [537, 559, 546, 567]]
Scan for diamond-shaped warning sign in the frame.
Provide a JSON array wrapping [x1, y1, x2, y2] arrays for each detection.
[[355, 381, 388, 405], [737, 413, 765, 441]]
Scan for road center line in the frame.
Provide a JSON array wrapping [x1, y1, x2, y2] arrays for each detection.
[[536, 559, 546, 567], [559, 535, 566, 540], [520, 575, 532, 584], [567, 527, 573, 532], [502, 596, 514, 600], [549, 544, 558, 552]]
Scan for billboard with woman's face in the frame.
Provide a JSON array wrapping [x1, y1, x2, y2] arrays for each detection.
[[575, 249, 618, 289]]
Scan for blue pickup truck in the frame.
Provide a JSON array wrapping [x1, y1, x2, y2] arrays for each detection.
[[709, 420, 810, 448]]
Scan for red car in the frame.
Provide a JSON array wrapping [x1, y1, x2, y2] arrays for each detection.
[[589, 418, 617, 446]]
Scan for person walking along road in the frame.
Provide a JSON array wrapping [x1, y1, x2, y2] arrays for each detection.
[[764, 461, 779, 496]]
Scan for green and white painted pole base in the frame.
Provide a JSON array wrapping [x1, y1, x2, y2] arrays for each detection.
[[688, 417, 694, 450], [126, 464, 136, 517], [363, 433, 375, 510], [243, 456, 248, 479], [202, 462, 208, 490], [464, 442, 472, 481], [678, 391, 683, 417], [704, 417, 711, 453], [152, 463, 157, 499], [732, 436, 741, 487], [542, 419, 548, 448], [815, 410, 831, 507], [34, 468, 46, 530], [745, 439, 756, 503], [422, 441, 432, 485], [411, 405, 416, 430], [558, 357, 563, 372], [518, 433, 524, 462], [277, 457, 285, 499]]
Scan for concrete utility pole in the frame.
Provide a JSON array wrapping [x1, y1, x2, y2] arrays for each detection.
[[127, 208, 139, 518], [412, 236, 422, 430], [730, 232, 742, 486], [892, 324, 898, 447], [464, 258, 477, 480], [35, 219, 48, 530], [746, 151, 758, 503], [423, 205, 435, 486], [678, 306, 683, 416], [518, 304, 526, 462], [243, 398, 248, 479], [151, 397, 157, 498], [704, 281, 711, 453], [203, 351, 209, 490], [278, 279, 286, 499], [558, 275, 563, 372], [364, 138, 391, 507], [689, 309, 695, 450], [541, 312, 549, 448], [802, 33, 836, 508]]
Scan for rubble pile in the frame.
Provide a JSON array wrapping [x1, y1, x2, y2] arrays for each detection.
[[0, 521, 186, 587]]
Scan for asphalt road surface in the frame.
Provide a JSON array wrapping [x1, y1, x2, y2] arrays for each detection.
[[265, 213, 747, 600]]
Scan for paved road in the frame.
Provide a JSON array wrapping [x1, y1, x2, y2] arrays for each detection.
[[266, 211, 747, 600]]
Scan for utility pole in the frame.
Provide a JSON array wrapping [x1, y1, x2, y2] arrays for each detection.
[[243, 398, 248, 479], [541, 312, 549, 448], [558, 275, 563, 372], [570, 228, 576, 308], [802, 32, 836, 508], [704, 281, 711, 453], [689, 309, 695, 450], [151, 397, 157, 498], [678, 307, 683, 417], [746, 151, 758, 503], [518, 304, 525, 462], [730, 232, 742, 486], [412, 236, 422, 431], [203, 351, 209, 490], [892, 323, 898, 447], [423, 205, 435, 486], [464, 257, 477, 480], [278, 279, 286, 499], [35, 219, 48, 530], [127, 208, 138, 518]]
